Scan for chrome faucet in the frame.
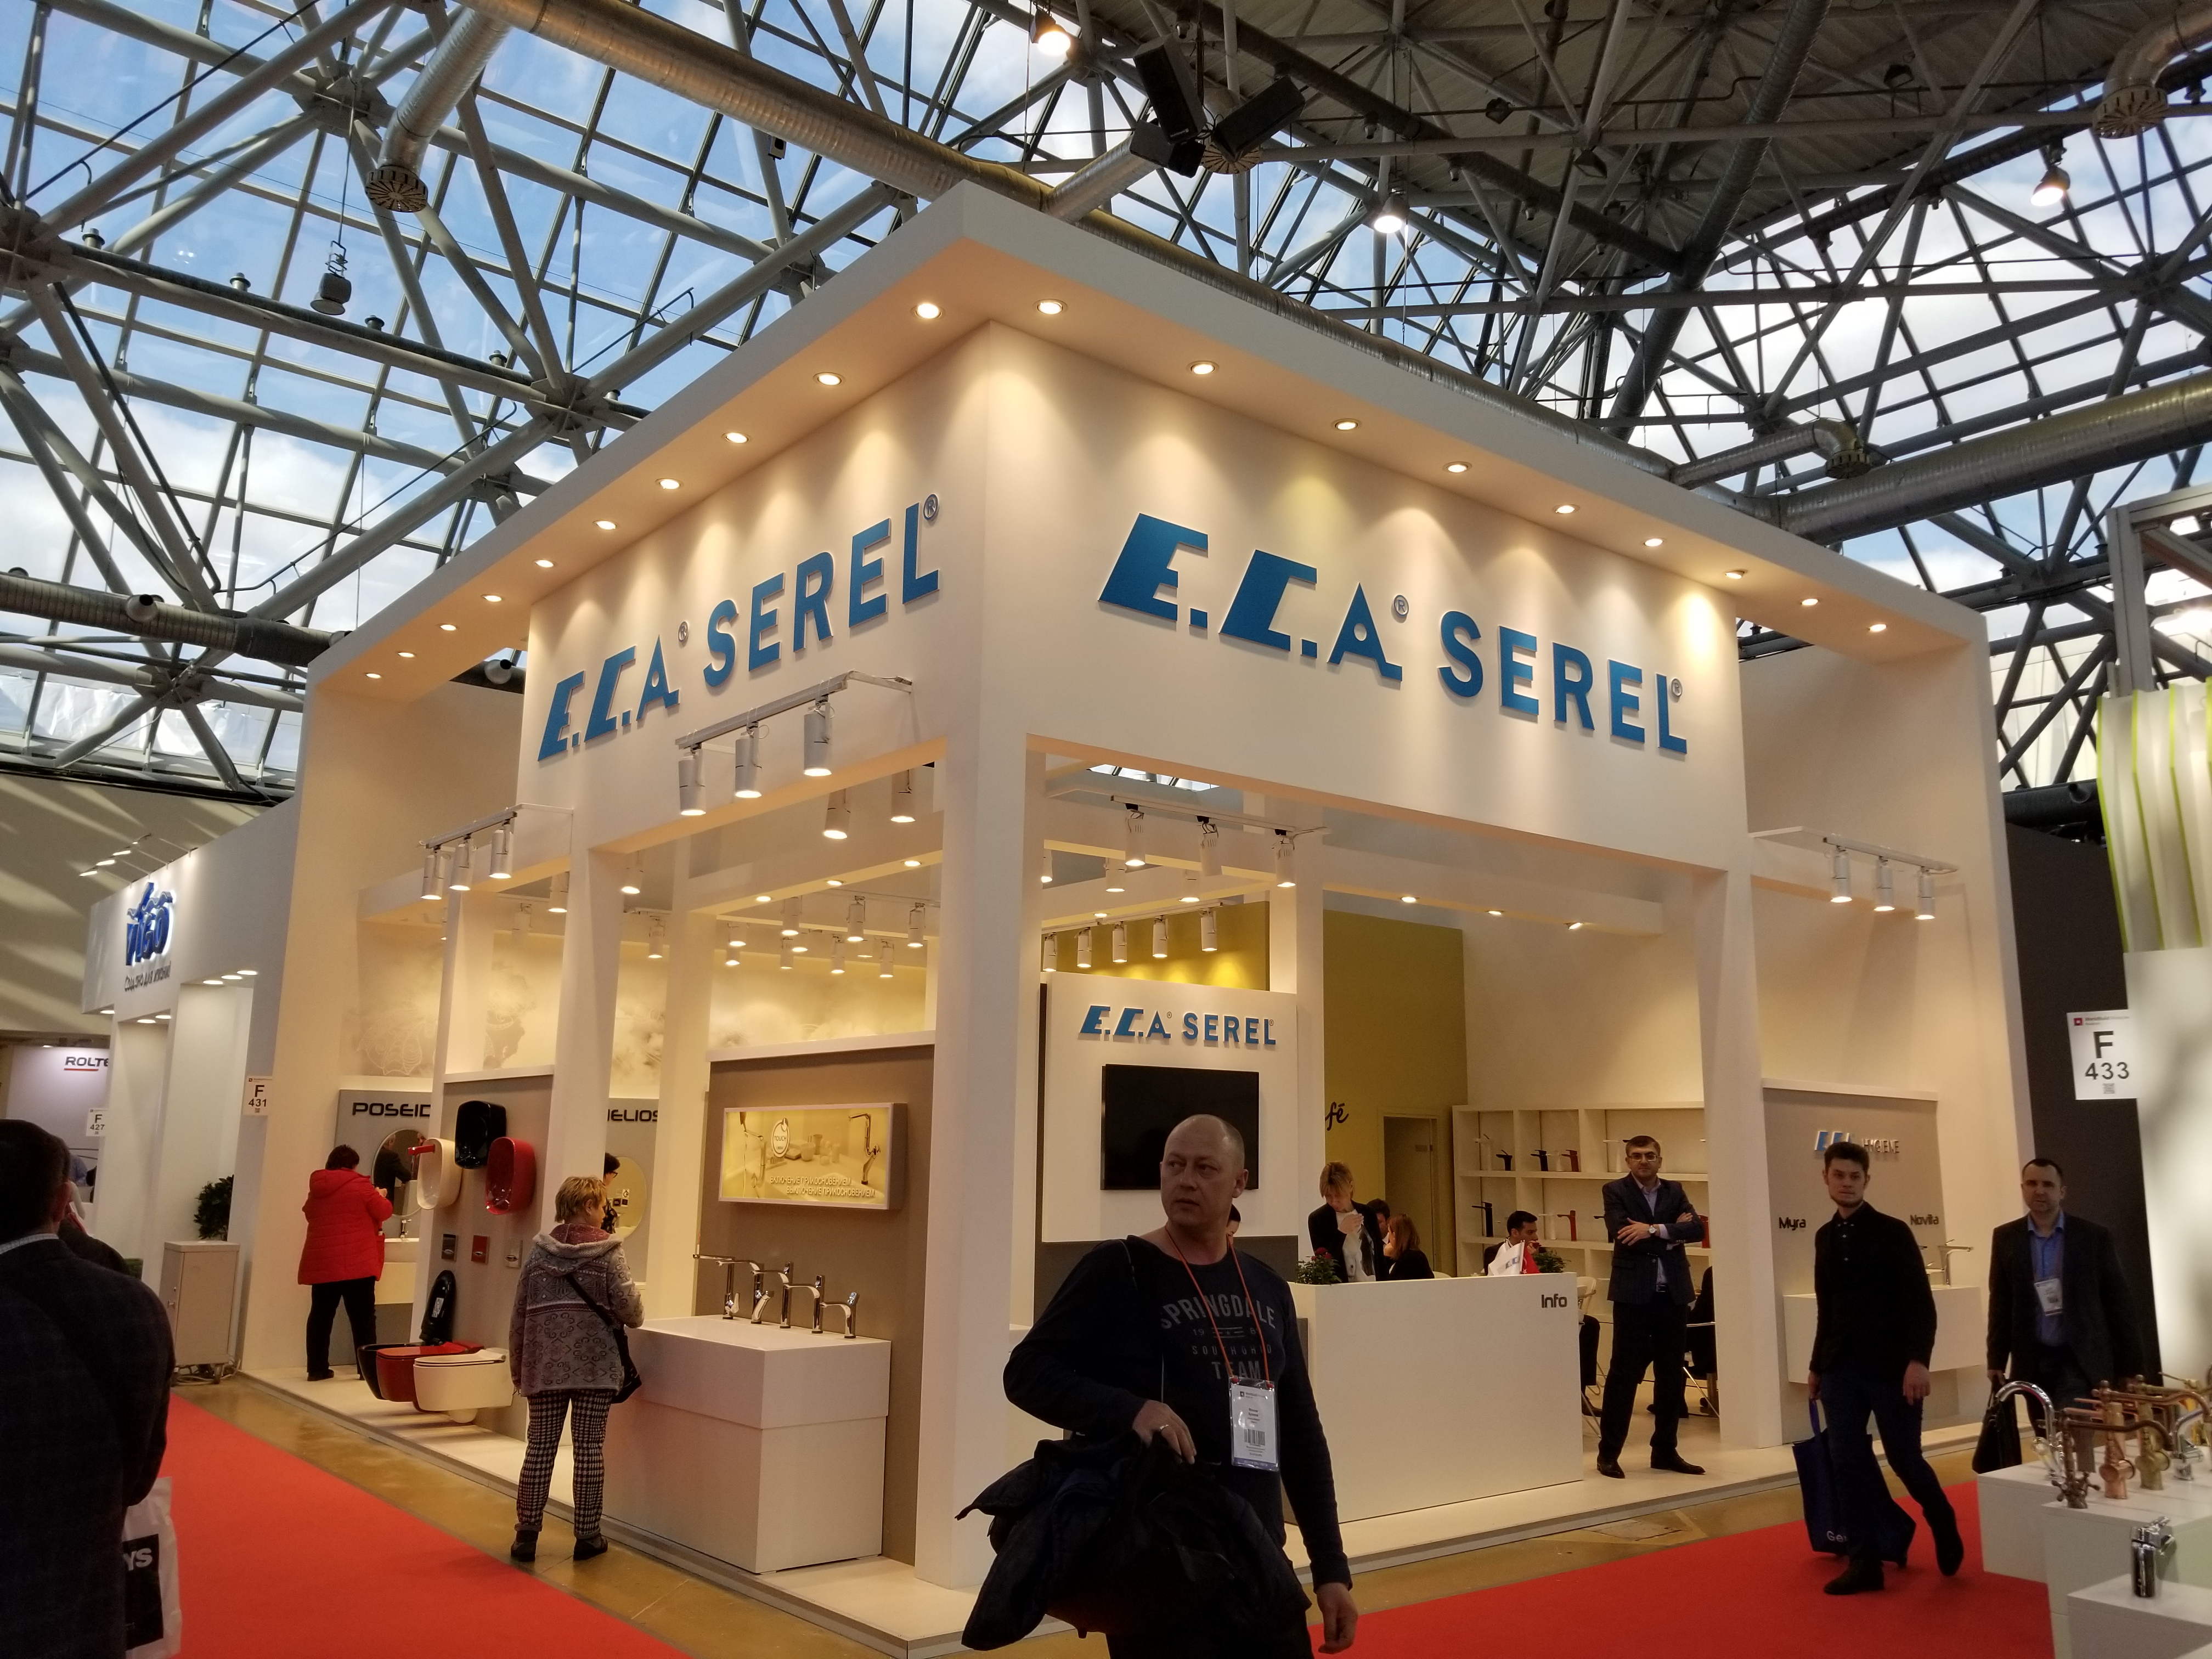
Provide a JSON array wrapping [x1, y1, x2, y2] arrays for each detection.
[[1931, 1240, 1974, 1286], [693, 1254, 757, 1321], [748, 1263, 772, 1323], [833, 1290, 860, 1339], [777, 1262, 797, 1328], [793, 1273, 827, 1335]]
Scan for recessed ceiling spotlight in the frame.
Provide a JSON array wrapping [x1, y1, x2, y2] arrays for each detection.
[[755, 894, 773, 904], [724, 431, 747, 444], [914, 301, 940, 319], [1723, 569, 1745, 580], [1644, 537, 1664, 548], [1037, 298, 1064, 315], [1190, 360, 1216, 376], [365, 671, 382, 679], [398, 651, 415, 658], [657, 477, 680, 490], [1567, 921, 1585, 930], [1801, 596, 1820, 607], [1334, 419, 1359, 431], [1869, 622, 1888, 633], [439, 623, 457, 631], [815, 371, 842, 386], [1446, 462, 1468, 473], [595, 519, 617, 530], [904, 857, 922, 868], [535, 558, 554, 568], [483, 594, 502, 603], [1400, 894, 1417, 904], [1554, 504, 1576, 515], [1487, 909, 1503, 916]]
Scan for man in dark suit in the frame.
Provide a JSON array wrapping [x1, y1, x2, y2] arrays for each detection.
[[1596, 1135, 1706, 1479], [1810, 1138, 1962, 1595], [1987, 1157, 2141, 1421], [0, 1121, 174, 1659], [1306, 1161, 1384, 1282]]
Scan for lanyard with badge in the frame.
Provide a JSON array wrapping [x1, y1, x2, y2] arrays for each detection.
[[1167, 1235, 1279, 1472]]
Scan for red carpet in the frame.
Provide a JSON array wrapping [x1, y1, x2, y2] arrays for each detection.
[[1335, 1482, 2050, 1656], [161, 1397, 686, 1657]]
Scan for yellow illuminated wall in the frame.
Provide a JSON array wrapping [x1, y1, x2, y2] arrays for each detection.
[[1044, 900, 1268, 988], [1322, 911, 1468, 1233]]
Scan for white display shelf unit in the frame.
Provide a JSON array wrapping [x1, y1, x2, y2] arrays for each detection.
[[1451, 1102, 1711, 1287]]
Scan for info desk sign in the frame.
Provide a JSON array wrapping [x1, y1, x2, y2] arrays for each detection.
[[2069, 1009, 2137, 1099]]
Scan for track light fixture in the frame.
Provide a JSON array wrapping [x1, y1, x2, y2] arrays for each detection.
[[1874, 858, 1896, 913], [1124, 805, 1146, 868], [1274, 831, 1296, 888], [1039, 842, 1055, 885], [448, 837, 473, 891], [1829, 847, 1852, 903], [803, 699, 833, 776], [1200, 907, 1219, 952], [1152, 917, 1169, 959], [646, 916, 665, 960], [878, 939, 895, 977], [1916, 867, 1936, 921], [823, 789, 851, 839], [733, 725, 762, 798], [620, 856, 643, 896], [1076, 927, 1094, 969], [831, 936, 847, 975], [678, 748, 706, 816], [781, 898, 803, 936], [792, 934, 810, 953], [420, 847, 442, 902], [889, 770, 917, 823], [1198, 820, 1221, 878], [846, 895, 867, 942], [780, 938, 795, 970], [1181, 869, 1200, 903], [1043, 932, 1058, 972], [2031, 143, 2070, 208], [548, 872, 568, 914], [487, 821, 515, 879], [907, 904, 927, 947], [1112, 921, 1128, 964]]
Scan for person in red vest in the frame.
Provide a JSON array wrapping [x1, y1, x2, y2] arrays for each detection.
[[298, 1146, 392, 1380]]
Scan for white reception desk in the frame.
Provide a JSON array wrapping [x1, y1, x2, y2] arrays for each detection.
[[1290, 1274, 1583, 1522]]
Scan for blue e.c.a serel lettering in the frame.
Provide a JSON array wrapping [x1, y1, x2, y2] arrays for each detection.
[[536, 499, 941, 763], [1096, 512, 1689, 758], [1076, 1003, 1277, 1047]]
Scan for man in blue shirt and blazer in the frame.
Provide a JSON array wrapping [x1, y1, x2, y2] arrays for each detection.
[[1987, 1156, 2143, 1423], [1596, 1135, 1707, 1479]]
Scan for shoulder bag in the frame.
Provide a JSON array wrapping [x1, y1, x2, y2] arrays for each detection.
[[571, 1278, 642, 1404]]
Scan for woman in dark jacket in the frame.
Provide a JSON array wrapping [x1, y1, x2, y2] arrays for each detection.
[[1381, 1214, 1435, 1280], [508, 1176, 643, 1564], [298, 1146, 392, 1379]]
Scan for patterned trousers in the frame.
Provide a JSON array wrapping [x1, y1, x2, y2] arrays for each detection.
[[516, 1389, 616, 1536]]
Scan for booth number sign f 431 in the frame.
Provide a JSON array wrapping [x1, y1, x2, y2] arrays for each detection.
[[1097, 515, 1691, 753]]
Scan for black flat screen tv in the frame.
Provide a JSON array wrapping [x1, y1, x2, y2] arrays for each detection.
[[1099, 1065, 1260, 1190]]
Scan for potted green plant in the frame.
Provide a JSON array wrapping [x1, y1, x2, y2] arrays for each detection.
[[193, 1175, 232, 1241]]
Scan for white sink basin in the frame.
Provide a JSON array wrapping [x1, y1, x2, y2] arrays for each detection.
[[630, 1315, 890, 1429]]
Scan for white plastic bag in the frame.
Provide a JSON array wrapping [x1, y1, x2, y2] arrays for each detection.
[[121, 1476, 182, 1659]]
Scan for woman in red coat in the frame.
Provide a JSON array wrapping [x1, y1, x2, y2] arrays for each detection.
[[299, 1146, 393, 1380]]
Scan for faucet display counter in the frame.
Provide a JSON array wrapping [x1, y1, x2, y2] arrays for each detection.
[[1290, 1274, 1582, 1522], [602, 1316, 890, 1573]]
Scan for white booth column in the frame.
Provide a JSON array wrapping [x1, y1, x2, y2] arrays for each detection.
[[913, 721, 1034, 1590], [646, 838, 715, 1315], [539, 849, 624, 1232]]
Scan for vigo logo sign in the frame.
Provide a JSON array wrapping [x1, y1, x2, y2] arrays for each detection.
[[122, 882, 177, 996], [1098, 514, 1691, 754]]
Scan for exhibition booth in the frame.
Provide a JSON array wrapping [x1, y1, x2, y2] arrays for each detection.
[[90, 185, 2029, 1649]]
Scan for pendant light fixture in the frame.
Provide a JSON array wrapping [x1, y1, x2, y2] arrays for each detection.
[[678, 749, 706, 816], [733, 725, 762, 798], [1200, 907, 1219, 952], [1112, 921, 1128, 963], [487, 820, 515, 879], [1042, 932, 1058, 972], [846, 894, 867, 941], [782, 898, 804, 936], [1152, 916, 1169, 959], [907, 903, 928, 947], [1273, 830, 1296, 888], [1076, 927, 1094, 969], [823, 789, 851, 839], [1915, 867, 1937, 921], [1123, 805, 1146, 868], [803, 698, 833, 776], [1873, 858, 1896, 913], [1829, 847, 1852, 902], [1199, 820, 1221, 878], [889, 770, 917, 823], [448, 837, 473, 891]]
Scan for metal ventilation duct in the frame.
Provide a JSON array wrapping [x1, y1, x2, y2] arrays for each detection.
[[0, 571, 334, 667], [2096, 1, 2212, 136], [368, 9, 512, 212]]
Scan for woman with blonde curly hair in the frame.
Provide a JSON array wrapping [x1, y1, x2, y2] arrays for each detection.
[[507, 1175, 641, 1563]]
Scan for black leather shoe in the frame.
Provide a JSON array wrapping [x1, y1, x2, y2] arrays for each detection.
[[1825, 1558, 1884, 1595], [573, 1534, 609, 1562], [1596, 1456, 1625, 1479], [1650, 1453, 1705, 1475], [510, 1529, 538, 1562], [1934, 1515, 1965, 1576], [306, 1369, 334, 1382]]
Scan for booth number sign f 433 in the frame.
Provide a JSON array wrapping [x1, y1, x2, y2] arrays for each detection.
[[1097, 515, 1691, 754], [2069, 1009, 2136, 1100]]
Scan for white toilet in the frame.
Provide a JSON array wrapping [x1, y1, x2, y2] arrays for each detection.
[[411, 1348, 514, 1424]]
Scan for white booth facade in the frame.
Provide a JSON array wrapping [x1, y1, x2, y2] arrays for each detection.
[[212, 186, 2029, 1610]]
